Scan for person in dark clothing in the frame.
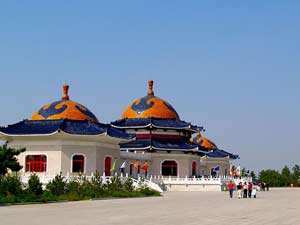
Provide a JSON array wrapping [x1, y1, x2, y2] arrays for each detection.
[[266, 182, 269, 191], [243, 182, 248, 198], [262, 182, 265, 191]]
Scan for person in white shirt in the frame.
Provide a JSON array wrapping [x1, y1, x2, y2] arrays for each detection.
[[252, 184, 257, 198]]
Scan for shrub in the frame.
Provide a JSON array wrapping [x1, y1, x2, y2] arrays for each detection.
[[27, 174, 43, 196], [107, 175, 123, 192], [139, 187, 160, 196], [0, 173, 23, 196], [46, 173, 66, 196], [66, 178, 80, 194], [79, 177, 94, 198], [123, 177, 134, 192], [90, 171, 105, 196]]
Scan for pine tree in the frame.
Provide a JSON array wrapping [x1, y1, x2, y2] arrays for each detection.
[[241, 167, 246, 177], [281, 166, 292, 187], [0, 143, 25, 175], [250, 171, 256, 181], [292, 164, 300, 186]]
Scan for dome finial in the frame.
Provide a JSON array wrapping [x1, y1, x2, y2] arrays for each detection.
[[62, 84, 70, 100], [147, 80, 154, 95]]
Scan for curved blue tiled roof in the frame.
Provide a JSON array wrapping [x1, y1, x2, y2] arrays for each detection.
[[0, 119, 134, 140], [206, 149, 239, 159], [111, 118, 203, 132], [120, 138, 207, 153]]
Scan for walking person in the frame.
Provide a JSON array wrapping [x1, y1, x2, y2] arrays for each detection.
[[237, 182, 242, 199], [248, 182, 253, 198], [266, 182, 270, 191], [243, 182, 248, 198], [228, 180, 234, 198], [252, 183, 257, 198], [262, 182, 265, 191]]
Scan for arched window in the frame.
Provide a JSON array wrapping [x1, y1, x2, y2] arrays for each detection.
[[72, 155, 85, 173], [105, 157, 112, 176], [161, 160, 177, 176], [192, 161, 197, 176], [25, 155, 47, 172]]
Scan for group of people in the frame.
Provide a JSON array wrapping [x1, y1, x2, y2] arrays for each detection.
[[227, 181, 258, 199]]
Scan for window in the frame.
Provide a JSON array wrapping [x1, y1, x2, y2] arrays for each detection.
[[72, 155, 85, 173], [105, 157, 112, 176], [161, 160, 177, 176], [192, 161, 197, 176], [138, 165, 140, 174], [25, 155, 47, 172], [225, 169, 228, 176]]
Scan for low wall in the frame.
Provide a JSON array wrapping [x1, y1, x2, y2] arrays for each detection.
[[163, 183, 221, 191], [150, 176, 251, 192]]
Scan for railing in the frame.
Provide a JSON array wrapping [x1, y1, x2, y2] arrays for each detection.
[[147, 175, 252, 186], [19, 172, 163, 193], [19, 173, 251, 193]]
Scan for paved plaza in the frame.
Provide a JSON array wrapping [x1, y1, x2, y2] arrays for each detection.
[[1, 188, 299, 225]]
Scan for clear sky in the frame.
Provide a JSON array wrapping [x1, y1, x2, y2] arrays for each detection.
[[0, 1, 299, 172]]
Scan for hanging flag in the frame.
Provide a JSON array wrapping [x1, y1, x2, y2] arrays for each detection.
[[120, 160, 127, 169], [214, 165, 220, 173], [141, 162, 148, 171], [133, 161, 139, 169], [110, 159, 117, 171], [236, 165, 241, 176]]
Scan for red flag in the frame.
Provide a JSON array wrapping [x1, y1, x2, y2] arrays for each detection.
[[141, 163, 148, 171]]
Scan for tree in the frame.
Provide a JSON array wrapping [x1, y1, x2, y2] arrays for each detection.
[[250, 171, 256, 181], [27, 174, 43, 195], [0, 143, 25, 175], [46, 173, 66, 196], [258, 169, 281, 187], [281, 165, 292, 186], [241, 167, 246, 177], [292, 164, 300, 186]]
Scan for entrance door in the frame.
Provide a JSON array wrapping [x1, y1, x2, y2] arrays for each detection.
[[105, 157, 111, 176]]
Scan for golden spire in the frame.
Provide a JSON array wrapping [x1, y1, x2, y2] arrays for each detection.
[[62, 84, 70, 100], [147, 80, 154, 95]]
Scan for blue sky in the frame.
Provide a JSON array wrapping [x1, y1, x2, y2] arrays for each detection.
[[0, 1, 299, 172]]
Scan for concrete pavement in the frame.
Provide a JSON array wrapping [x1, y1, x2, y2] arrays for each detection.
[[0, 188, 299, 225]]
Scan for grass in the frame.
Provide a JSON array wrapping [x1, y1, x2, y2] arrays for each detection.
[[0, 189, 161, 205]]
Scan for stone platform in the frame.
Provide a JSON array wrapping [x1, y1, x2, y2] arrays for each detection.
[[1, 188, 299, 225]]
